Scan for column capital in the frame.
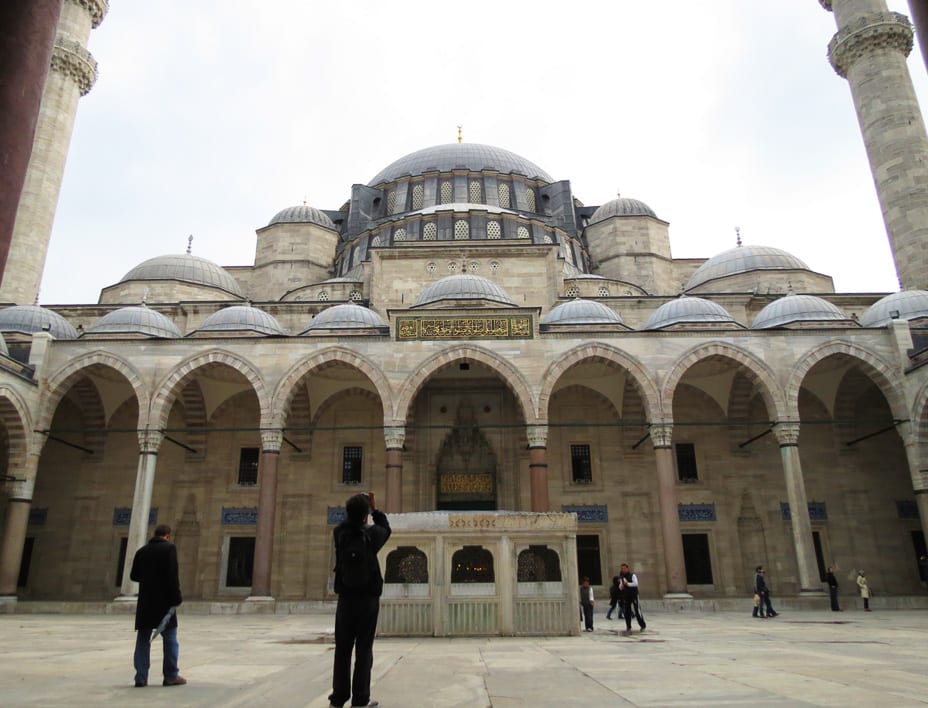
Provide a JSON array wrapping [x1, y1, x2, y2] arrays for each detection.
[[772, 422, 800, 447], [261, 429, 283, 453], [384, 425, 405, 450], [67, 0, 110, 27], [526, 424, 548, 448], [51, 36, 98, 95], [649, 423, 673, 449], [828, 11, 913, 78], [137, 430, 163, 454]]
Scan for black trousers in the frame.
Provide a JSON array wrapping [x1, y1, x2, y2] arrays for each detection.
[[329, 594, 380, 708], [829, 585, 840, 611], [623, 596, 646, 630]]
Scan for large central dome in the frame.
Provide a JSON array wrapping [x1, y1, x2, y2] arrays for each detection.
[[369, 143, 553, 186]]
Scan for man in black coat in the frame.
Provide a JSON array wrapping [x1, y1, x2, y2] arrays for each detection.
[[328, 492, 391, 708], [826, 566, 842, 611], [130, 523, 185, 688]]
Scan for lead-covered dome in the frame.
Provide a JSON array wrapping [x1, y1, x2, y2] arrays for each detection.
[[751, 295, 854, 329], [0, 305, 78, 340], [119, 254, 245, 297], [589, 197, 657, 224], [196, 305, 288, 336], [414, 275, 516, 307], [267, 204, 335, 230], [644, 297, 737, 330], [541, 299, 625, 325], [369, 143, 553, 186], [86, 306, 181, 338], [859, 290, 928, 327], [685, 245, 811, 292], [301, 303, 389, 332]]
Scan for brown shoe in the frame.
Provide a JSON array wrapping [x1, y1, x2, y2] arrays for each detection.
[[163, 675, 187, 686]]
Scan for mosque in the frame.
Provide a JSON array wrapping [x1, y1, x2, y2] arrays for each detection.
[[1, 0, 927, 607]]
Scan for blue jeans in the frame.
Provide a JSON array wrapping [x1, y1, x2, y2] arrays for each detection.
[[134, 625, 179, 685]]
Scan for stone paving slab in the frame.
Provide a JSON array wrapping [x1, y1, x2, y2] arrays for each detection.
[[0, 609, 926, 707]]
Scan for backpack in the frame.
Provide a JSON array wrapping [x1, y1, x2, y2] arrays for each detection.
[[336, 526, 373, 590]]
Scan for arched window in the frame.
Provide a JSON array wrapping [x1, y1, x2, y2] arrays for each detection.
[[423, 223, 437, 241], [469, 179, 482, 203], [523, 188, 536, 212], [454, 220, 469, 240], [384, 546, 429, 583], [411, 183, 424, 210], [498, 183, 511, 208], [517, 225, 529, 239], [487, 221, 501, 239], [393, 227, 407, 242], [440, 181, 453, 204], [517, 545, 562, 582], [386, 190, 396, 214], [451, 546, 494, 583]]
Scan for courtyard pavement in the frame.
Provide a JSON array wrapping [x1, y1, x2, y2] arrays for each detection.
[[1, 607, 927, 707]]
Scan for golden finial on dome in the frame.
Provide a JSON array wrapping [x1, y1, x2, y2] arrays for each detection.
[[457, 124, 463, 143], [186, 234, 193, 254], [735, 226, 742, 247]]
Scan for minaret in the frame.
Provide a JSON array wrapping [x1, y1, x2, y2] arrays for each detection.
[[821, 0, 928, 291], [0, 0, 108, 305]]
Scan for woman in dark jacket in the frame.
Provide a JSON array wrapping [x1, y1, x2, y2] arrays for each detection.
[[606, 575, 623, 620]]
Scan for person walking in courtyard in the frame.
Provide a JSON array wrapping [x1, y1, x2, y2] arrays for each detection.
[[619, 562, 646, 634], [826, 566, 841, 611], [856, 570, 871, 611], [329, 492, 391, 708], [129, 523, 185, 688], [755, 565, 778, 617], [606, 575, 622, 620], [579, 576, 595, 631]]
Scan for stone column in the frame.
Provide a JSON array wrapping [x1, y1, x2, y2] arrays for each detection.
[[896, 421, 928, 546], [773, 423, 822, 594], [527, 425, 549, 512], [649, 424, 689, 596], [0, 0, 108, 304], [119, 430, 162, 597], [822, 0, 928, 290], [384, 426, 405, 514], [250, 429, 282, 599], [0, 441, 42, 598]]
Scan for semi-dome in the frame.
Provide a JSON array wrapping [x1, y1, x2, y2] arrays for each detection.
[[589, 197, 657, 224], [541, 298, 625, 325], [86, 306, 181, 338], [751, 295, 853, 329], [859, 290, 928, 327], [414, 275, 516, 307], [0, 305, 78, 340], [196, 305, 288, 336], [685, 245, 812, 292], [644, 297, 736, 330], [301, 303, 388, 332], [369, 143, 553, 186], [267, 204, 335, 230], [119, 254, 245, 297]]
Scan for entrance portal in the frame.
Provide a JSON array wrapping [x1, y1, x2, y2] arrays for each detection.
[[436, 402, 497, 510]]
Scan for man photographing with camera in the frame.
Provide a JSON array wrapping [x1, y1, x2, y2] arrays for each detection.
[[328, 492, 391, 708]]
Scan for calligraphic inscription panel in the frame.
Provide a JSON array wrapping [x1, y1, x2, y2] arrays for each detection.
[[440, 473, 494, 496], [397, 316, 533, 341]]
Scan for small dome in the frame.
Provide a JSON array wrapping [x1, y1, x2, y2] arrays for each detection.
[[267, 204, 336, 229], [588, 197, 657, 224], [301, 303, 388, 332], [414, 274, 516, 307], [859, 290, 928, 327], [0, 305, 78, 340], [119, 254, 245, 297], [541, 298, 625, 325], [685, 245, 811, 292], [369, 143, 553, 186], [197, 305, 288, 336], [86, 306, 181, 338], [644, 297, 736, 330], [751, 295, 853, 329]]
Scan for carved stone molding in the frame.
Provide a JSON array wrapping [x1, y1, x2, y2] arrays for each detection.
[[649, 423, 673, 449], [772, 422, 800, 447], [137, 430, 163, 454], [828, 12, 913, 78], [66, 0, 109, 28], [384, 425, 406, 450], [51, 36, 98, 95], [526, 425, 548, 448], [261, 429, 283, 453]]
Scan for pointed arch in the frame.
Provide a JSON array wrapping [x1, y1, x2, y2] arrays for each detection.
[[150, 349, 269, 430], [660, 342, 783, 421], [273, 347, 393, 429], [538, 343, 659, 424], [0, 385, 33, 466], [394, 345, 535, 425], [785, 341, 907, 422]]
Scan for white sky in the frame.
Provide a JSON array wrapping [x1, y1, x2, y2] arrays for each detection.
[[39, 1, 928, 304]]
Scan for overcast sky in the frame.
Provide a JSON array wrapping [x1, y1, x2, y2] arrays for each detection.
[[39, 1, 928, 304]]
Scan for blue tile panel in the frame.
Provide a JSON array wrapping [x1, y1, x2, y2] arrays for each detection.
[[780, 502, 827, 521], [328, 507, 347, 525], [561, 504, 608, 523], [678, 503, 716, 522], [113, 507, 158, 526], [221, 507, 257, 525]]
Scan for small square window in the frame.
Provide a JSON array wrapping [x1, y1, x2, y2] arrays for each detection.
[[238, 447, 260, 486], [570, 444, 592, 484], [675, 443, 698, 482], [342, 446, 363, 485]]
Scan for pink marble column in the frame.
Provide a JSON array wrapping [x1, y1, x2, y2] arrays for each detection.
[[650, 424, 689, 596], [384, 426, 405, 514], [250, 429, 282, 599], [527, 425, 549, 512]]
